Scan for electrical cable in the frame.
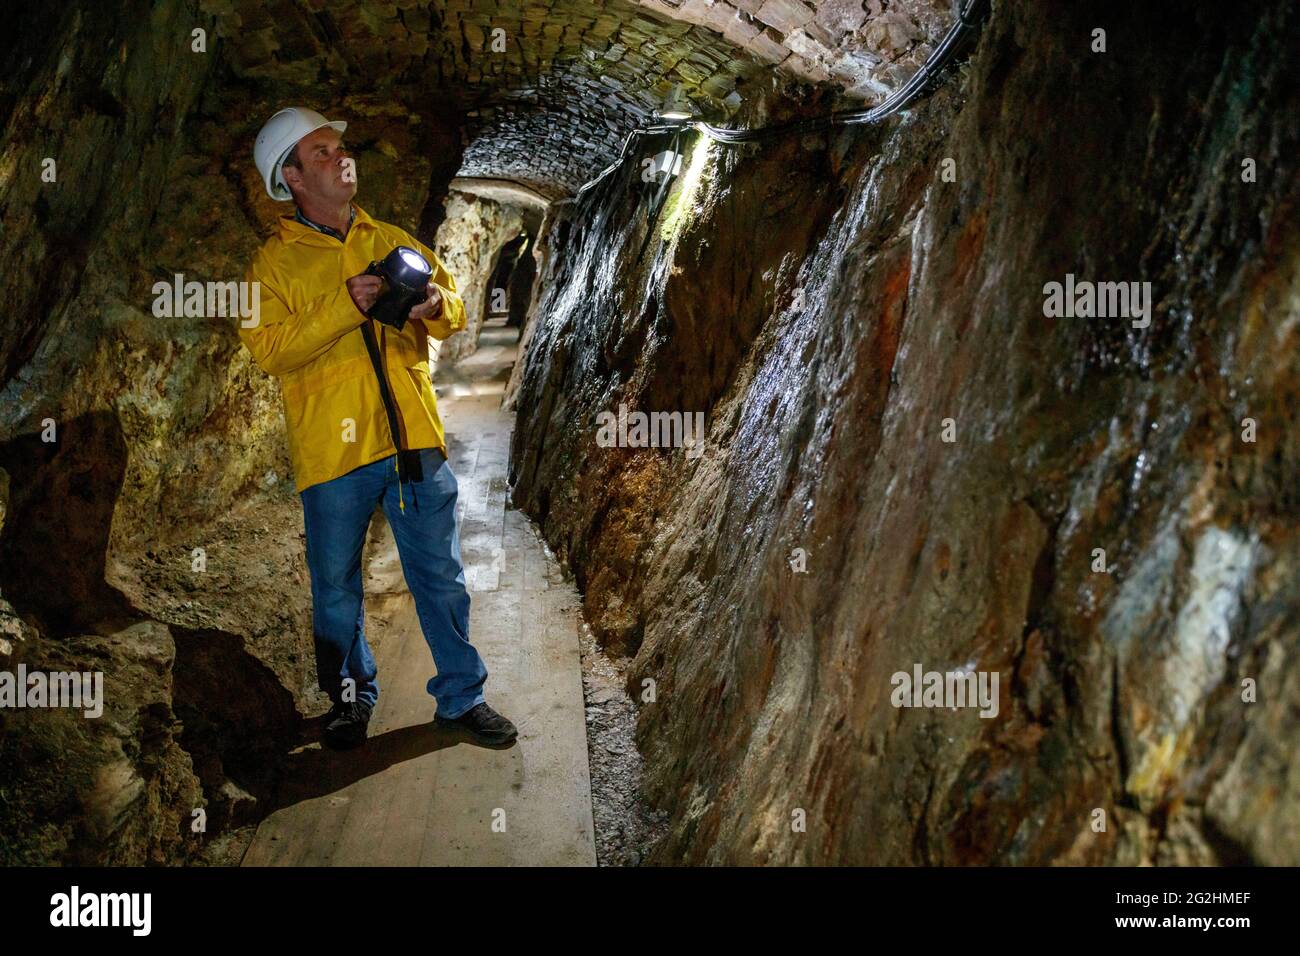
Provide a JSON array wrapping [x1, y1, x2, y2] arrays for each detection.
[[569, 0, 988, 200], [695, 0, 987, 144], [568, 123, 681, 203]]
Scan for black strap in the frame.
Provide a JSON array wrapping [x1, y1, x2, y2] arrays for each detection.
[[359, 319, 422, 484]]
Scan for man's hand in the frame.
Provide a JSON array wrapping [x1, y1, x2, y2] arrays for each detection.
[[346, 274, 383, 315], [408, 284, 446, 323]]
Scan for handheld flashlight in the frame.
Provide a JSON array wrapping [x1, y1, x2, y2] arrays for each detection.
[[363, 245, 433, 330]]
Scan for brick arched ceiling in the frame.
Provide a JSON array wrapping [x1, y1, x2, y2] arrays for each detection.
[[202, 0, 953, 197]]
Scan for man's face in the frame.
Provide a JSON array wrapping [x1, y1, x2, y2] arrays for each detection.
[[282, 127, 355, 205]]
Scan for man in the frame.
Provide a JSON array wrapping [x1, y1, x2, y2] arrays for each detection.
[[240, 106, 516, 750]]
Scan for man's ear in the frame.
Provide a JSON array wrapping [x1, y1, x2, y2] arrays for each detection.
[[282, 164, 303, 191]]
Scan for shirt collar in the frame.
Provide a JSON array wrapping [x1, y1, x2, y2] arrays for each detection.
[[292, 204, 356, 242]]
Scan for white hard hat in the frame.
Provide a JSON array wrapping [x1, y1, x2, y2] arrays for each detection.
[[253, 107, 348, 201]]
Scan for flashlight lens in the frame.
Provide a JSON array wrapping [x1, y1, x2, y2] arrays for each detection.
[[399, 248, 430, 272]]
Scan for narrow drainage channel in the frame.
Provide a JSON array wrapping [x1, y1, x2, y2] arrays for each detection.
[[577, 619, 669, 866]]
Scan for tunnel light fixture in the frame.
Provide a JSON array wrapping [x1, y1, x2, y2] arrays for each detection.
[[659, 133, 712, 242], [658, 84, 696, 122], [646, 149, 685, 181]]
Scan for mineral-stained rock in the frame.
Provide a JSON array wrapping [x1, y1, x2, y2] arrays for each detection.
[[0, 467, 9, 541], [510, 0, 1299, 864], [0, 595, 35, 663], [0, 620, 203, 865]]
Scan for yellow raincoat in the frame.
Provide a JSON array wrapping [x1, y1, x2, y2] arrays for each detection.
[[239, 204, 466, 495]]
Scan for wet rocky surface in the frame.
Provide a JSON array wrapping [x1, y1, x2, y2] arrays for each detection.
[[510, 1, 1300, 864]]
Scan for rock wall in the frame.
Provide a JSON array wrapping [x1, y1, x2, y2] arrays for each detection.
[[509, 0, 1299, 864], [0, 0, 221, 866], [431, 190, 528, 364], [504, 207, 560, 409], [0, 4, 499, 862]]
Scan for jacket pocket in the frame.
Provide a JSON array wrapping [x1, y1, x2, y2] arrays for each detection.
[[281, 354, 373, 403], [405, 364, 433, 404]]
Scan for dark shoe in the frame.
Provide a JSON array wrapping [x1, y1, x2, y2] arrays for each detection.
[[435, 702, 517, 745], [323, 700, 372, 749]]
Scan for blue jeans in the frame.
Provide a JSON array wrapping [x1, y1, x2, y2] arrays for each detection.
[[300, 447, 487, 719]]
